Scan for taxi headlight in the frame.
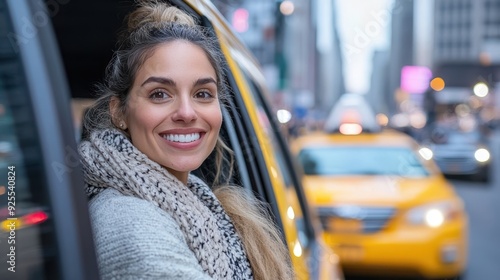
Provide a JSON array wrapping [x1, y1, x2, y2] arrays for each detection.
[[406, 201, 462, 228], [474, 148, 490, 163]]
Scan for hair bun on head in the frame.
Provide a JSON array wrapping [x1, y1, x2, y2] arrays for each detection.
[[127, 0, 196, 32]]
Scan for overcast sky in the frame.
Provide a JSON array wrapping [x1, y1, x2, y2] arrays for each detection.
[[335, 0, 394, 94]]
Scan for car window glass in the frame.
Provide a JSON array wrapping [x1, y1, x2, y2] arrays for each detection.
[[448, 131, 481, 143], [0, 2, 58, 279], [298, 146, 430, 177]]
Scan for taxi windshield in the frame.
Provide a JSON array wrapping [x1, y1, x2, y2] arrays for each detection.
[[298, 146, 430, 177]]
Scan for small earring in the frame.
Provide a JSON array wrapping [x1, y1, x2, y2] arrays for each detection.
[[119, 123, 124, 128]]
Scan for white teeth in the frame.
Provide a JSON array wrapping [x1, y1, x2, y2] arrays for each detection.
[[164, 133, 200, 143]]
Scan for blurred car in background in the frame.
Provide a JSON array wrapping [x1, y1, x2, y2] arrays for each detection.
[[0, 0, 342, 279], [290, 94, 468, 280], [421, 125, 492, 182]]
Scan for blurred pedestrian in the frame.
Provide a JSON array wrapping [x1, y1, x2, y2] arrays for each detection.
[[78, 1, 293, 279]]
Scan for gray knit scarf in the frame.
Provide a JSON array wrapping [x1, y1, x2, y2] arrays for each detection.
[[78, 128, 253, 279]]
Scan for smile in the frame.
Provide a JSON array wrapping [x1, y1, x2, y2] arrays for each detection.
[[161, 133, 201, 143]]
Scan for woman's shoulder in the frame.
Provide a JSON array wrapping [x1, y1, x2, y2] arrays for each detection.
[[89, 188, 156, 214], [88, 189, 210, 279], [88, 188, 188, 250], [88, 188, 177, 234]]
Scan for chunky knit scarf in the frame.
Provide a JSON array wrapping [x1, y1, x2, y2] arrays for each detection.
[[78, 129, 253, 279]]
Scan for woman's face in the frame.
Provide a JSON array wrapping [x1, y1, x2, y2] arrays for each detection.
[[117, 41, 222, 184]]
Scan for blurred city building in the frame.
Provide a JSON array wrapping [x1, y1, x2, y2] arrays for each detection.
[[215, 0, 500, 131], [214, 0, 345, 124], [387, 0, 415, 115], [431, 0, 500, 132], [367, 50, 390, 115], [432, 0, 500, 91], [367, 0, 500, 134], [312, 0, 345, 115], [433, 0, 500, 65]]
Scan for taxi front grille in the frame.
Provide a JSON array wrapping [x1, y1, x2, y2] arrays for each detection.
[[317, 206, 396, 234], [436, 157, 473, 164]]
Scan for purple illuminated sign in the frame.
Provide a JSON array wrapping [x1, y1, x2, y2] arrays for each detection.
[[400, 66, 432, 94]]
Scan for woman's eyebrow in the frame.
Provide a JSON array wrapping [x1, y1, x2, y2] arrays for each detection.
[[141, 76, 176, 87], [194, 77, 217, 86], [141, 76, 216, 87]]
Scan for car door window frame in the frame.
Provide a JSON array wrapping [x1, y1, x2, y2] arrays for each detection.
[[5, 1, 99, 279]]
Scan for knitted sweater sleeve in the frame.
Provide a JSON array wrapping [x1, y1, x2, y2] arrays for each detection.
[[88, 189, 212, 280]]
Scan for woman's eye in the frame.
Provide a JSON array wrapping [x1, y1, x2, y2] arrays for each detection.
[[194, 91, 214, 100], [149, 90, 169, 100]]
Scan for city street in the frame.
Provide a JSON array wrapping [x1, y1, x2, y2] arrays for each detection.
[[452, 131, 500, 280]]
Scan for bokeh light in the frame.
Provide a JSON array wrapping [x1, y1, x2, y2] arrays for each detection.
[[277, 109, 292, 124], [419, 147, 433, 160], [280, 1, 295, 16], [475, 148, 490, 163], [409, 111, 427, 129], [455, 104, 471, 117], [232, 8, 249, 33], [293, 240, 303, 257], [425, 209, 445, 228], [376, 113, 389, 126], [339, 123, 363, 135], [287, 206, 295, 220], [391, 113, 410, 128], [430, 77, 445, 91], [473, 82, 488, 97]]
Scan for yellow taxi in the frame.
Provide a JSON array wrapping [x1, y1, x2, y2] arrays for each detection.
[[290, 95, 468, 279]]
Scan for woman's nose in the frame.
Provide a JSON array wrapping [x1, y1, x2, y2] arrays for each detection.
[[172, 97, 197, 122]]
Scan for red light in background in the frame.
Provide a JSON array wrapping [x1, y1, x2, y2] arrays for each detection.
[[23, 211, 48, 225]]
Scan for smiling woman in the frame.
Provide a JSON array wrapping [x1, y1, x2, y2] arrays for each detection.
[[110, 40, 223, 183], [77, 1, 293, 279]]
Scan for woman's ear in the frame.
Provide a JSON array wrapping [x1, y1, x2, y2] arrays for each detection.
[[110, 97, 127, 130]]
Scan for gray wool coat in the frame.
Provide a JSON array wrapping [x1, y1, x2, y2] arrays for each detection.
[[89, 188, 213, 280]]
